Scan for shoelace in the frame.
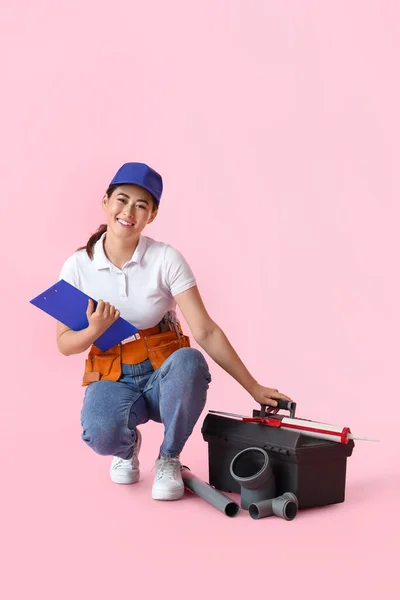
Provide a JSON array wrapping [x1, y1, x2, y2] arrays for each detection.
[[112, 457, 131, 469], [111, 433, 140, 470], [154, 458, 181, 480]]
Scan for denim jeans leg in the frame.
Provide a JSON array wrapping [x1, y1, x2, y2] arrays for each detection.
[[81, 362, 153, 460], [144, 347, 212, 458]]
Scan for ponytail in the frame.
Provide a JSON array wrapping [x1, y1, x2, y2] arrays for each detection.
[[77, 223, 107, 259], [77, 184, 118, 259]]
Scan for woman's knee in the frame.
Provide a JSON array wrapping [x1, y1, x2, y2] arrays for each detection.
[[82, 423, 122, 456], [81, 381, 127, 456], [168, 347, 211, 381]]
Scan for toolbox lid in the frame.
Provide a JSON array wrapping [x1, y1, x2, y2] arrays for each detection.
[[201, 413, 354, 461]]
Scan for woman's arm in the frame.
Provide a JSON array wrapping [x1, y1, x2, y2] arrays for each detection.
[[57, 321, 101, 356], [56, 299, 120, 356], [174, 286, 292, 407]]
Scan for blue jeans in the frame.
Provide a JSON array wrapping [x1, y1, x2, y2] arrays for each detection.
[[81, 348, 212, 459]]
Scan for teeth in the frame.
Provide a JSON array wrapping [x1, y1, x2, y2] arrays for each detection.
[[118, 219, 132, 226]]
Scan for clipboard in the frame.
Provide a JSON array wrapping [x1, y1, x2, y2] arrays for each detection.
[[30, 279, 139, 351]]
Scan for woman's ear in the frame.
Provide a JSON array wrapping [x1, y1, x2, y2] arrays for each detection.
[[147, 208, 158, 225], [102, 194, 108, 210]]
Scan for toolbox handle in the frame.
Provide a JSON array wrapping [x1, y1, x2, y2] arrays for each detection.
[[260, 399, 297, 418]]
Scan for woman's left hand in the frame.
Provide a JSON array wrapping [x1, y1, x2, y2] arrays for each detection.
[[250, 383, 292, 408]]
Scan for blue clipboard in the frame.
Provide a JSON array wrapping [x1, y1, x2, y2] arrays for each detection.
[[30, 279, 139, 351]]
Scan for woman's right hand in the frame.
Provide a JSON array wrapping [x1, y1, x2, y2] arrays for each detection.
[[86, 299, 120, 335]]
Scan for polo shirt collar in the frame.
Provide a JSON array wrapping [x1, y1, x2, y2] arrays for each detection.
[[92, 232, 147, 270]]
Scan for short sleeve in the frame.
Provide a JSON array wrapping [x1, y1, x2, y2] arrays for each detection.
[[164, 245, 196, 296], [59, 254, 80, 289]]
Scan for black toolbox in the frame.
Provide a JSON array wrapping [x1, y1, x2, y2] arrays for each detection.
[[201, 410, 355, 509]]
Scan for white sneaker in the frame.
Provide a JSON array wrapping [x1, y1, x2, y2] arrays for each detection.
[[152, 457, 185, 500], [110, 429, 142, 484]]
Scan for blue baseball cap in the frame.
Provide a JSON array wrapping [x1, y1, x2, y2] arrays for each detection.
[[109, 162, 163, 205]]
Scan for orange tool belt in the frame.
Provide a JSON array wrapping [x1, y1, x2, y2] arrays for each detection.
[[82, 323, 191, 386]]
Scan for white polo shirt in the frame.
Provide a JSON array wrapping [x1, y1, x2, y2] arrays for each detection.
[[58, 232, 196, 330]]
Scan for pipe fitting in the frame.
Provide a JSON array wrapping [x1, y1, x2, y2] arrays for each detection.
[[230, 447, 276, 510], [249, 492, 299, 521]]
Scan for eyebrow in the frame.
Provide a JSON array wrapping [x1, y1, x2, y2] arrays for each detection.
[[117, 192, 149, 205]]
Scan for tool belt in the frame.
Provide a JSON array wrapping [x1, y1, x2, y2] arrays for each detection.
[[82, 322, 191, 386]]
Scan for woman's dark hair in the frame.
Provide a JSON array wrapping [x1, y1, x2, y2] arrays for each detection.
[[77, 184, 158, 259]]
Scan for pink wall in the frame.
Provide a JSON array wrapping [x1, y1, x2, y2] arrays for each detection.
[[1, 1, 398, 598]]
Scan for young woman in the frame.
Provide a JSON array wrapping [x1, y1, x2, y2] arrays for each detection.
[[57, 162, 292, 501]]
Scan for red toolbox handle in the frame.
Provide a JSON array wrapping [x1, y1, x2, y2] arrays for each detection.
[[260, 399, 297, 419]]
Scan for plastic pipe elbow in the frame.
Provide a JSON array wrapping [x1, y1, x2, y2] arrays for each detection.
[[230, 447, 276, 510]]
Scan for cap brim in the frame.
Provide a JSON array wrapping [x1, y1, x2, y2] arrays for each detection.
[[110, 180, 160, 204]]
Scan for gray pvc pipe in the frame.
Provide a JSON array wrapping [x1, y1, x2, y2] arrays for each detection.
[[181, 468, 240, 517], [249, 492, 299, 521], [230, 447, 276, 510]]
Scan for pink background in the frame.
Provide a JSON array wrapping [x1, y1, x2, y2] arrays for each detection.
[[1, 1, 399, 598]]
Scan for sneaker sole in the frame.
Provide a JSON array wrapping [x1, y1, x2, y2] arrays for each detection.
[[110, 471, 140, 485], [152, 486, 185, 501]]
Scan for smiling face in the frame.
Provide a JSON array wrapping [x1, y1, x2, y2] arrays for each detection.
[[102, 184, 158, 238]]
